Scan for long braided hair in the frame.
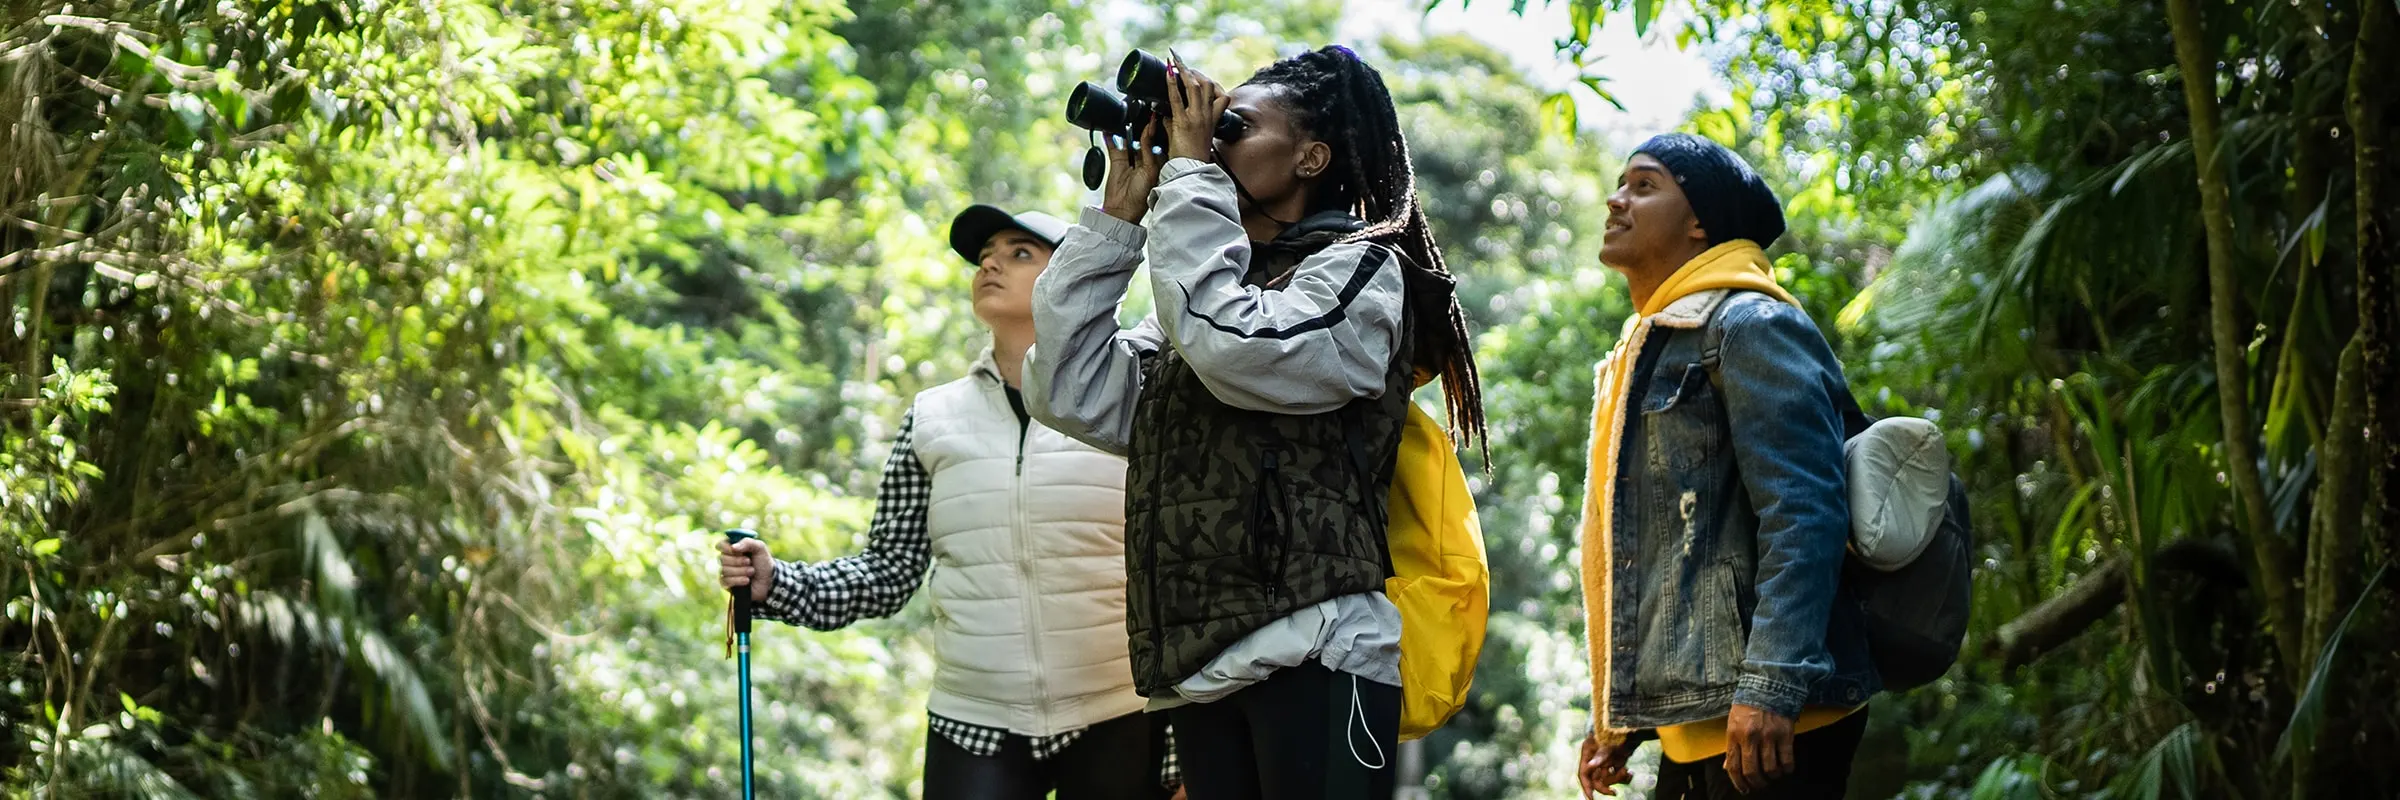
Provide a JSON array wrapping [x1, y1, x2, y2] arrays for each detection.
[[1243, 45, 1487, 456]]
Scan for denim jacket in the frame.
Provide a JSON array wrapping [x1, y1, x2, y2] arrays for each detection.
[[1600, 289, 1880, 729]]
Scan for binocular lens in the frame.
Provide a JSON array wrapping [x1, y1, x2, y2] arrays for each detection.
[[1062, 46, 1247, 179], [1118, 50, 1170, 100], [1213, 114, 1245, 143], [1067, 81, 1129, 133]]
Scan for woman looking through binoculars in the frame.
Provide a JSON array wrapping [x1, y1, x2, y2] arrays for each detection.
[[1025, 45, 1485, 800]]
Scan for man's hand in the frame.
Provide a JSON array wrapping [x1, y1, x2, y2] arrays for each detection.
[[1168, 786, 1187, 800], [1102, 118, 1166, 224], [1577, 732, 1634, 798], [1724, 703, 1796, 794], [717, 537, 775, 604], [1163, 52, 1230, 164]]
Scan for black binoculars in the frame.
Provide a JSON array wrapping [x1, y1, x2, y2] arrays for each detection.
[[1067, 49, 1245, 147]]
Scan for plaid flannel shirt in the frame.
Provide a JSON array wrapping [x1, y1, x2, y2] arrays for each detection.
[[755, 409, 1179, 788]]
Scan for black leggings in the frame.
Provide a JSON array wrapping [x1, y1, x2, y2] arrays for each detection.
[[921, 711, 1171, 800], [1654, 706, 1871, 800], [1168, 663, 1400, 800]]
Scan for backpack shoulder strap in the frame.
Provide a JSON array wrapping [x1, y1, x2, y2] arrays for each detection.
[[1697, 291, 1874, 440]]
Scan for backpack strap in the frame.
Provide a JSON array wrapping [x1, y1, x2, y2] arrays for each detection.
[[1697, 290, 1874, 439], [1345, 258, 1413, 579], [1344, 407, 1396, 578], [1834, 381, 1874, 439]]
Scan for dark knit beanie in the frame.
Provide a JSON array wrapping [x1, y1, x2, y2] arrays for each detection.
[[1631, 133, 1787, 247]]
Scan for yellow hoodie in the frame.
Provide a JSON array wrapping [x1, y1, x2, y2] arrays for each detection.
[[1578, 241, 1856, 763]]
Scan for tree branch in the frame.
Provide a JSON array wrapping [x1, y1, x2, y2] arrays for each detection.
[[1989, 537, 2244, 672]]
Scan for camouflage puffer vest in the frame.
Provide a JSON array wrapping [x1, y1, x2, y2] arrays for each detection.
[[1123, 215, 1416, 695]]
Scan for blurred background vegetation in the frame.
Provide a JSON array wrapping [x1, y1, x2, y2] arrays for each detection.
[[1, 0, 2391, 797]]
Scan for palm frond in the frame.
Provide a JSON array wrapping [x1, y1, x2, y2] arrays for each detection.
[[2275, 563, 2391, 766], [300, 510, 360, 616], [42, 728, 202, 800], [235, 593, 450, 770], [2114, 721, 2204, 800], [1969, 752, 2057, 800], [1857, 168, 2047, 344]]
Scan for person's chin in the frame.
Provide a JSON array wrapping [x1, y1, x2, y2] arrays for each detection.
[[974, 302, 1030, 322], [1598, 245, 1631, 269]]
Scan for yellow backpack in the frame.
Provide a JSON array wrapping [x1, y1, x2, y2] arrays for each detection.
[[1385, 403, 1491, 741]]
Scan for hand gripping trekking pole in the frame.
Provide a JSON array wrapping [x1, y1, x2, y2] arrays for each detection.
[[723, 528, 759, 800]]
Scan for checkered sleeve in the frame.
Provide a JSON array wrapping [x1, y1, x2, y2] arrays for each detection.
[[927, 715, 1008, 758], [1160, 724, 1180, 789], [757, 410, 933, 630]]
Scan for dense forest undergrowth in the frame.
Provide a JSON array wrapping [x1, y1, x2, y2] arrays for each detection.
[[2, 0, 2392, 797]]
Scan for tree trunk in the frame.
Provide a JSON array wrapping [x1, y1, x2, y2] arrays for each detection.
[[2304, 337, 2368, 659], [2165, 0, 2302, 672], [2296, 336, 2367, 798], [2351, 0, 2399, 596]]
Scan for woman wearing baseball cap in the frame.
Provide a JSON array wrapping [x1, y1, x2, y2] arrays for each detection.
[[718, 204, 1179, 799]]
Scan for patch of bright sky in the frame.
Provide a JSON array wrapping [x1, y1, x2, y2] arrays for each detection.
[[1087, 1, 1727, 151], [1337, 0, 1729, 151]]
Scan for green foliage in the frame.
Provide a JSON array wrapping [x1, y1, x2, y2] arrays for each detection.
[[2116, 721, 2205, 800], [2274, 564, 2388, 766], [6, 0, 2392, 796], [0, 0, 958, 794]]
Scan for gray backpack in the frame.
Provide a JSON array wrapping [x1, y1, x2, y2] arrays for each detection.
[[1831, 387, 1975, 692], [1701, 292, 1976, 692]]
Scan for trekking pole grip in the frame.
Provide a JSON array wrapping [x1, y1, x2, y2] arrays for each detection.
[[724, 528, 758, 634]]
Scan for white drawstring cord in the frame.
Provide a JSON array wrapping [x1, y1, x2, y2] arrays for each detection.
[[1346, 674, 1388, 770]]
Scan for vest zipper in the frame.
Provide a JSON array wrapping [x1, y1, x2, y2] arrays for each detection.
[[1273, 483, 1293, 603], [1254, 450, 1291, 603], [1005, 382, 1033, 476], [1009, 387, 1051, 733], [1015, 415, 1029, 475], [1017, 439, 1051, 733]]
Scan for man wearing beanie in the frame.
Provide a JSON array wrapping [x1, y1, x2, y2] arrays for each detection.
[[1571, 133, 1880, 799]]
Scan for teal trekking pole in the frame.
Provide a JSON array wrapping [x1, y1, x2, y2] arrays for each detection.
[[723, 528, 759, 800]]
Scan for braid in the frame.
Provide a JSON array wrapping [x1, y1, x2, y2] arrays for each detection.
[[1244, 46, 1488, 462]]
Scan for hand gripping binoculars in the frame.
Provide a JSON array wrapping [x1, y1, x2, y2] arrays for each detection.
[[1066, 49, 1246, 189]]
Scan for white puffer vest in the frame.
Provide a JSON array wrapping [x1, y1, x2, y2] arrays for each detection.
[[909, 352, 1144, 736]]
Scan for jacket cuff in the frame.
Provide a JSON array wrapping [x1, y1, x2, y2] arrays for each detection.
[[757, 559, 809, 623], [1586, 722, 1655, 744], [1159, 157, 1217, 184], [1733, 672, 1809, 720], [1076, 206, 1148, 251]]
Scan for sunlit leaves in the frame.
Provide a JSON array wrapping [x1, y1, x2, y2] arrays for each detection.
[[3, 0, 949, 794], [1540, 91, 1581, 139]]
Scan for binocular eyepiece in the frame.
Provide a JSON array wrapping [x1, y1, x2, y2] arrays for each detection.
[[1067, 50, 1246, 187]]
